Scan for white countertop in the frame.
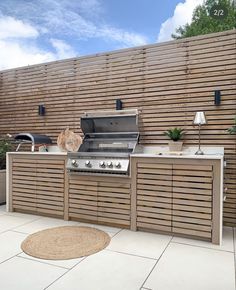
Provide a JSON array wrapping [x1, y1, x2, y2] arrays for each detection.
[[131, 153, 223, 160], [7, 146, 224, 160], [7, 152, 67, 156], [132, 145, 224, 160]]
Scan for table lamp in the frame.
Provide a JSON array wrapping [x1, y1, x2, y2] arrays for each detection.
[[193, 111, 207, 155]]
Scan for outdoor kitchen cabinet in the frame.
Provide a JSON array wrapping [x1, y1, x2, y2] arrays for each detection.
[[7, 153, 132, 228], [7, 152, 223, 244], [68, 175, 131, 228], [131, 156, 223, 244], [7, 153, 67, 218]]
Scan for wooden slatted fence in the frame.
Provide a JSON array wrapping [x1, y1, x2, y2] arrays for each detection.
[[0, 29, 235, 225]]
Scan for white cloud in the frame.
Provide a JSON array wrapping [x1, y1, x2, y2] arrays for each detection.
[[0, 0, 148, 70], [0, 15, 39, 39], [0, 40, 56, 70], [0, 0, 147, 47], [44, 10, 97, 38], [98, 26, 147, 46], [50, 38, 76, 59], [157, 0, 204, 42], [0, 15, 76, 70], [36, 3, 147, 46]]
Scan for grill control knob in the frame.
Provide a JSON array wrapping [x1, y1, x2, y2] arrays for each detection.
[[71, 160, 78, 167], [115, 162, 121, 168], [99, 161, 106, 168], [107, 161, 113, 168], [85, 160, 91, 167]]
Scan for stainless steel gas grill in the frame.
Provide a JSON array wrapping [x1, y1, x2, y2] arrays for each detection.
[[67, 109, 139, 176]]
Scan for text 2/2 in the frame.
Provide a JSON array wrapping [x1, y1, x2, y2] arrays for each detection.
[[213, 9, 224, 16]]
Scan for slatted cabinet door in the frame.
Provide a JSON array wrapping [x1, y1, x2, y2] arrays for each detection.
[[11, 157, 65, 217], [69, 177, 98, 223], [172, 164, 213, 240], [97, 181, 131, 228], [12, 158, 37, 212], [68, 176, 131, 227], [35, 159, 65, 217], [136, 163, 172, 232]]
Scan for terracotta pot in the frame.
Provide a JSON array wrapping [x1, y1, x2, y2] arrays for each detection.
[[0, 169, 6, 204], [168, 141, 183, 152]]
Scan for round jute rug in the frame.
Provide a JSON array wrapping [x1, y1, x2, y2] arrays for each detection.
[[21, 226, 111, 260]]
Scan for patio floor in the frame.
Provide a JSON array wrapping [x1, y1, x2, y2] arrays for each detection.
[[0, 204, 235, 290]]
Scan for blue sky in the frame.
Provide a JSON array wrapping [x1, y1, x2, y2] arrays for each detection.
[[0, 0, 204, 70]]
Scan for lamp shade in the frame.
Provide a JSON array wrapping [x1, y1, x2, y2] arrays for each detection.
[[193, 112, 207, 125]]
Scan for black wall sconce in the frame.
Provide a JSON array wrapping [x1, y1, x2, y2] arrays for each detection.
[[116, 99, 122, 110], [214, 90, 221, 106], [38, 104, 46, 116]]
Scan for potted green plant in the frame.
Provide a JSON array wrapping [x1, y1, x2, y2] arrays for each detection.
[[227, 116, 236, 135], [164, 128, 185, 152], [0, 138, 12, 204]]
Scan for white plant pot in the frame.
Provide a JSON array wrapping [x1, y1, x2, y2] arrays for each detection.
[[0, 169, 6, 204], [168, 141, 183, 152]]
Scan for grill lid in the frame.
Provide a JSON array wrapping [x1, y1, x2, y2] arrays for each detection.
[[81, 109, 138, 135]]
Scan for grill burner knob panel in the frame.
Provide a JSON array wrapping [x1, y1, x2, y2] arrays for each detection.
[[85, 160, 91, 167], [67, 158, 129, 174], [115, 162, 121, 168], [99, 161, 106, 168], [107, 161, 113, 168], [71, 160, 78, 167]]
